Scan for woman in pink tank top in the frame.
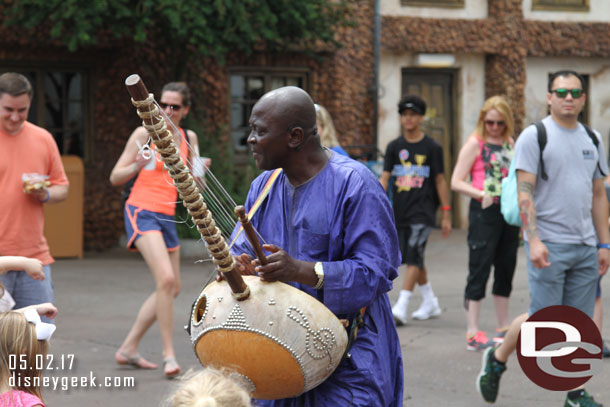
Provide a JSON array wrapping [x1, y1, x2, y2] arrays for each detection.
[[109, 82, 207, 378], [450, 96, 520, 352]]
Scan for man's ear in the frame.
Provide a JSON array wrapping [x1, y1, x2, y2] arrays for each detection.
[[287, 126, 305, 149]]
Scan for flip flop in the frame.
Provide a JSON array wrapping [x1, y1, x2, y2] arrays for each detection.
[[115, 350, 158, 369], [163, 357, 181, 379]]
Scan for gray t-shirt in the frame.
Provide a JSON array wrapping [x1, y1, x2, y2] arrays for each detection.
[[514, 115, 609, 245]]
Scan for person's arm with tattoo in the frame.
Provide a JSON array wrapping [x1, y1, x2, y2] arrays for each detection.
[[517, 170, 551, 269]]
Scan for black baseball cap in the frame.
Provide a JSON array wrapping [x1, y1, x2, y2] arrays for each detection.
[[397, 95, 426, 116]]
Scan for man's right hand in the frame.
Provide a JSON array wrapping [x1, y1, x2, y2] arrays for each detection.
[[135, 151, 153, 171], [18, 303, 58, 319], [217, 254, 257, 281], [235, 253, 257, 275], [529, 238, 551, 269]]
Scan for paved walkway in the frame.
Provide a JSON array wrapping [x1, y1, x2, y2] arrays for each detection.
[[42, 229, 610, 406]]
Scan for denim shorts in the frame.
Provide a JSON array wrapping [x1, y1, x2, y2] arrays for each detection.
[[526, 242, 598, 317], [0, 265, 54, 323], [397, 224, 431, 269], [124, 204, 180, 251]]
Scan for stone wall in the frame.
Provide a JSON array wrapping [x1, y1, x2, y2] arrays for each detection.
[[198, 0, 376, 150], [0, 1, 376, 251]]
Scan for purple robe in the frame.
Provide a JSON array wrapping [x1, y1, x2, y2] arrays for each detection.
[[231, 152, 404, 407]]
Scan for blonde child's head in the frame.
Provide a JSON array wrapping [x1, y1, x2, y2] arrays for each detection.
[[166, 367, 252, 407], [315, 104, 341, 149], [0, 311, 49, 400]]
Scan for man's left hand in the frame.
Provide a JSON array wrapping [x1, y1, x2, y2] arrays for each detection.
[[29, 187, 49, 203], [254, 244, 314, 286], [598, 248, 609, 276], [441, 217, 451, 238]]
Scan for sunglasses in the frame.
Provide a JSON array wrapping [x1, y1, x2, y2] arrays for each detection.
[[159, 102, 182, 110], [485, 120, 505, 126], [551, 88, 584, 99]]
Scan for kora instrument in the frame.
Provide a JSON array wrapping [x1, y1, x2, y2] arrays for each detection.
[[125, 75, 348, 399]]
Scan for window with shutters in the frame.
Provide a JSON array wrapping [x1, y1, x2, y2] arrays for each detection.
[[401, 0, 464, 8], [532, 0, 589, 11], [229, 69, 309, 152]]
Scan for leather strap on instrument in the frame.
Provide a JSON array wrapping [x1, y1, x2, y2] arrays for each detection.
[[341, 306, 367, 361], [229, 168, 282, 250]]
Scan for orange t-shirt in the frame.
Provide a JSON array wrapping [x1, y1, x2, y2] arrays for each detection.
[[0, 122, 69, 264], [126, 129, 189, 216]]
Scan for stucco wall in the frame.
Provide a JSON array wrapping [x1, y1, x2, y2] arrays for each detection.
[[378, 52, 413, 153]]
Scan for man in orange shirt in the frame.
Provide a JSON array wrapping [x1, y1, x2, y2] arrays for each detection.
[[0, 72, 68, 321]]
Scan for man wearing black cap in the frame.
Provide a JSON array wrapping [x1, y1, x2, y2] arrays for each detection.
[[380, 95, 452, 326]]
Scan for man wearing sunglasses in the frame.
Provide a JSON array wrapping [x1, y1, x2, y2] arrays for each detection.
[[477, 70, 609, 406]]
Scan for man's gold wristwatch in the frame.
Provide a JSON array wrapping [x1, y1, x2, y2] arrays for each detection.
[[313, 262, 325, 290]]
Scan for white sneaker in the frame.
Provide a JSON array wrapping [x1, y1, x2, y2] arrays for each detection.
[[411, 297, 441, 320], [392, 302, 408, 326]]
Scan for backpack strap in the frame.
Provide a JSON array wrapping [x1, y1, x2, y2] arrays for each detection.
[[583, 124, 607, 177], [534, 121, 548, 181], [535, 121, 606, 180]]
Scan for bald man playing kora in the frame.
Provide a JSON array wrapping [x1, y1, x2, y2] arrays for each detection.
[[230, 86, 404, 406]]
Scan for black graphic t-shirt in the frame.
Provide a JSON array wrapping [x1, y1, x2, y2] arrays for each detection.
[[383, 135, 444, 227]]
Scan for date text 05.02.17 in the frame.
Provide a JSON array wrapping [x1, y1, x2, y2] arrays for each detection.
[[9, 354, 75, 371]]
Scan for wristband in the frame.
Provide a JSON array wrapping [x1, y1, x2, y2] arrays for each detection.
[[597, 243, 610, 250], [41, 189, 50, 203], [441, 205, 451, 211], [313, 262, 325, 290]]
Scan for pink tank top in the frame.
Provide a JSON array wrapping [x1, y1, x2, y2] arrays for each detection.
[[126, 128, 189, 216], [470, 140, 486, 191], [0, 390, 45, 407], [470, 139, 514, 203]]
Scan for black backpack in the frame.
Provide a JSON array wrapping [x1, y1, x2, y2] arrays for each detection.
[[533, 121, 606, 181]]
